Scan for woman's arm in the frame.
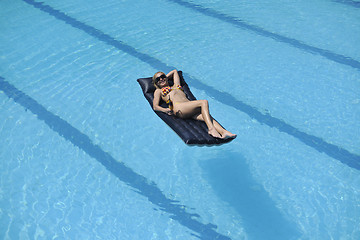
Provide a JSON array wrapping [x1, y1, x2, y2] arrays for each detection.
[[166, 69, 181, 86], [153, 89, 173, 115]]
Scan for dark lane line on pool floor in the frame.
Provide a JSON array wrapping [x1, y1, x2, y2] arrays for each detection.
[[168, 0, 360, 71], [22, 1, 360, 169], [333, 0, 360, 8], [0, 76, 231, 240]]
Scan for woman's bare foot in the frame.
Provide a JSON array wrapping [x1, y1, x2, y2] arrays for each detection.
[[208, 128, 222, 138], [221, 130, 237, 139]]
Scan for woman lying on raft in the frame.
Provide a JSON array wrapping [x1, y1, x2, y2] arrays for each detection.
[[152, 69, 237, 139]]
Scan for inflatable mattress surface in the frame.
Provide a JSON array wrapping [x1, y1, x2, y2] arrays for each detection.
[[137, 71, 234, 145]]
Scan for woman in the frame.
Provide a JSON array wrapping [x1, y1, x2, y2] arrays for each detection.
[[152, 69, 236, 139]]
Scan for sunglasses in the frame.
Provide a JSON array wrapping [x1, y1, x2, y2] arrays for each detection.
[[155, 74, 167, 83]]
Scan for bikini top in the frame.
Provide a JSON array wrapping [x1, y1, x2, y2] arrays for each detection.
[[161, 85, 183, 97]]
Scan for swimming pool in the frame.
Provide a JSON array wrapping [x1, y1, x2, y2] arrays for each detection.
[[1, 0, 359, 239]]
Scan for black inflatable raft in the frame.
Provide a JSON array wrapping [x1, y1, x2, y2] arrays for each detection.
[[137, 71, 234, 145]]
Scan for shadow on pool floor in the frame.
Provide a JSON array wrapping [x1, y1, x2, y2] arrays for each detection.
[[199, 151, 302, 240]]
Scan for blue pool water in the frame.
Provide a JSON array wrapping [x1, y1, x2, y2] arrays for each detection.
[[1, 0, 359, 239]]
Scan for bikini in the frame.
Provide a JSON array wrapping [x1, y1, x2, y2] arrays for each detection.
[[161, 85, 184, 110]]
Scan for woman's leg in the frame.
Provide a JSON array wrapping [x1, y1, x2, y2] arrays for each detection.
[[194, 114, 237, 139], [173, 100, 222, 138]]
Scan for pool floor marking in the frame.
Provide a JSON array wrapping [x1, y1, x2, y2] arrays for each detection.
[[0, 76, 231, 240], [168, 0, 360, 71], [21, 0, 360, 170], [333, 0, 360, 8], [183, 69, 360, 170]]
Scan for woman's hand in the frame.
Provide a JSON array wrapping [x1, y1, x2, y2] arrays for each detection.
[[164, 108, 173, 115]]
